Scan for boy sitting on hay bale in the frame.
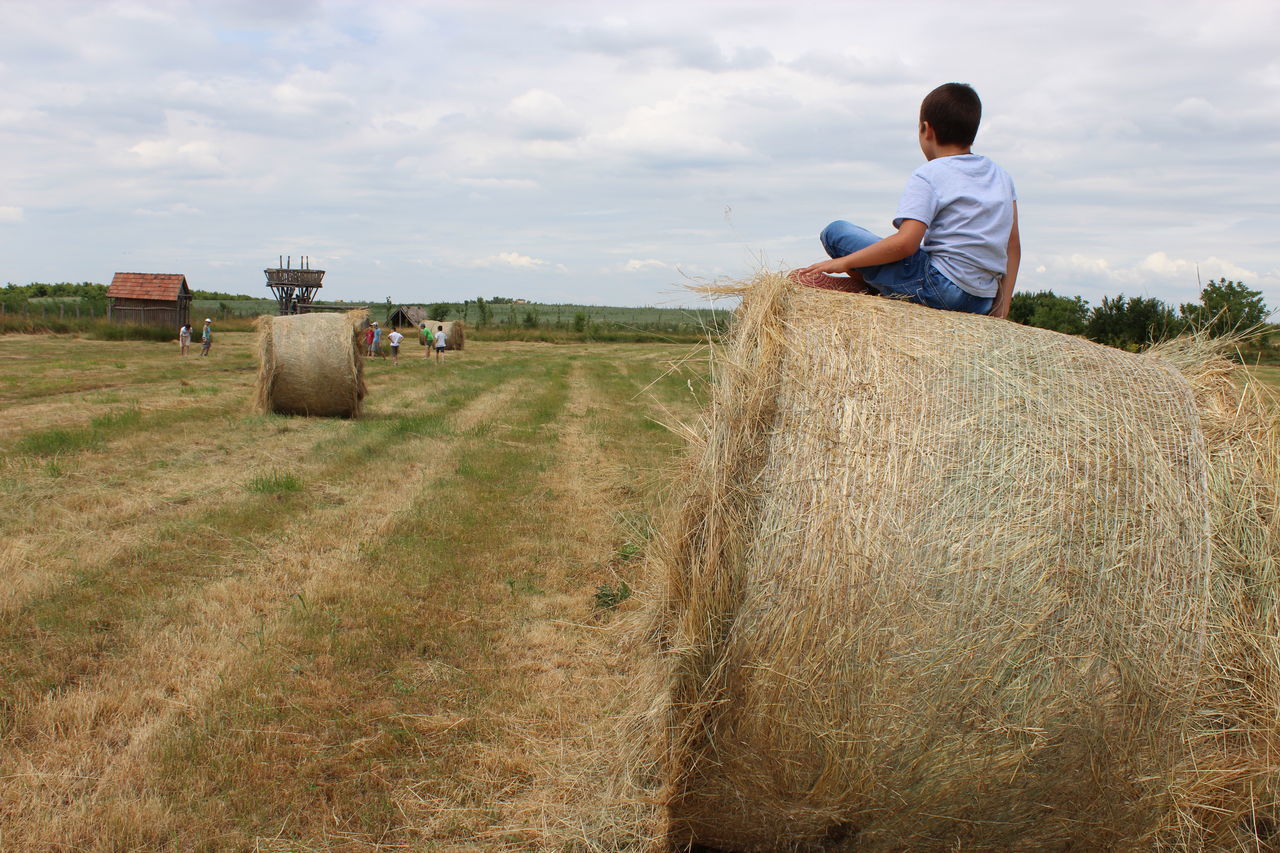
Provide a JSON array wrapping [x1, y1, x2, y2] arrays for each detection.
[[795, 82, 1021, 319]]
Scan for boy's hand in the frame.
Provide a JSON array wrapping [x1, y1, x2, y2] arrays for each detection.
[[799, 256, 856, 275]]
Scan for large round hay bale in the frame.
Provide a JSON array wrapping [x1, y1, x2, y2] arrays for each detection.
[[646, 272, 1280, 851], [255, 311, 367, 417], [424, 319, 465, 351]]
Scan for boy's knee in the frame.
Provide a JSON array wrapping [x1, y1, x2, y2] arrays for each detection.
[[820, 220, 851, 255], [820, 220, 848, 240]]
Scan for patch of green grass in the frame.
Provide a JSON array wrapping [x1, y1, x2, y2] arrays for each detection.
[[594, 580, 632, 610], [17, 427, 101, 456], [90, 408, 142, 431], [16, 407, 146, 456], [615, 541, 642, 561], [246, 471, 303, 494]]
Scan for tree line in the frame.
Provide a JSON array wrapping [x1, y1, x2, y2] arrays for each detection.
[[4, 280, 1271, 353], [1010, 278, 1269, 351], [3, 282, 263, 306]]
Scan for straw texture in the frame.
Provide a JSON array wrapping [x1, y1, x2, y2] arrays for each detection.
[[425, 319, 465, 350], [643, 272, 1280, 851], [255, 311, 367, 418]]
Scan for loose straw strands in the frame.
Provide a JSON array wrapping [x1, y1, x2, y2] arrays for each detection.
[[633, 271, 1280, 851], [255, 311, 367, 418]]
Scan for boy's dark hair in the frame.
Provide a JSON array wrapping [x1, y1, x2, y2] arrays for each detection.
[[920, 83, 981, 147]]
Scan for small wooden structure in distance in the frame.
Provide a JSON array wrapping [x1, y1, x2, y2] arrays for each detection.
[[108, 273, 192, 328], [265, 256, 326, 315], [387, 305, 428, 329]]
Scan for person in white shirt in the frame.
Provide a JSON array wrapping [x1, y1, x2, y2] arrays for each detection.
[[434, 325, 447, 363], [388, 328, 404, 365], [179, 323, 192, 356], [796, 83, 1020, 319]]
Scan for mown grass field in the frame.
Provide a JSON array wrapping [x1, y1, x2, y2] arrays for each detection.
[[0, 331, 708, 850]]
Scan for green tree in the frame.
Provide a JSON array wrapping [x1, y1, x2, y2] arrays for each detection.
[[1085, 295, 1182, 350], [474, 297, 492, 329], [428, 302, 456, 321], [1179, 278, 1269, 341], [573, 311, 588, 333], [522, 310, 538, 328], [1009, 290, 1090, 335]]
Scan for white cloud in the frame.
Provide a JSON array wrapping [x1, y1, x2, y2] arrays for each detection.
[[271, 67, 357, 116], [0, 0, 1276, 308], [1138, 252, 1255, 283], [134, 203, 203, 217], [622, 258, 671, 272], [468, 252, 554, 270], [455, 177, 539, 191], [127, 134, 224, 173], [503, 89, 584, 141], [1029, 251, 1267, 307]]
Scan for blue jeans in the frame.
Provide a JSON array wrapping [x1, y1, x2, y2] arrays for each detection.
[[820, 220, 993, 314]]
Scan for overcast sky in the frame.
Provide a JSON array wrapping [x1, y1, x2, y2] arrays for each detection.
[[1, 0, 1277, 309]]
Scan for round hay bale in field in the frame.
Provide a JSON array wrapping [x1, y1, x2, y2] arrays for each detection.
[[255, 311, 367, 417], [645, 272, 1280, 851], [424, 319, 465, 351]]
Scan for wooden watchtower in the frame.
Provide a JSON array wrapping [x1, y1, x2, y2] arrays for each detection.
[[265, 256, 325, 315]]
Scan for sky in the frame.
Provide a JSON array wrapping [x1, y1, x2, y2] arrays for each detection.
[[1, 0, 1277, 309]]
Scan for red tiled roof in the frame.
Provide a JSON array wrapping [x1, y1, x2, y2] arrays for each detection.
[[108, 273, 190, 302]]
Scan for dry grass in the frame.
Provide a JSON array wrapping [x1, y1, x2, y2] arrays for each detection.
[[8, 299, 1280, 851], [639, 272, 1280, 851], [0, 332, 702, 850]]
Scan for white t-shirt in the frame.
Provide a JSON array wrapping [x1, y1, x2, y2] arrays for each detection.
[[894, 154, 1017, 298], [179, 327, 191, 342], [388, 331, 404, 347], [434, 330, 447, 348]]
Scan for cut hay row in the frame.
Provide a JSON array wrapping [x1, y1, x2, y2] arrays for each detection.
[[636, 271, 1280, 850], [0, 377, 532, 847], [255, 311, 367, 417]]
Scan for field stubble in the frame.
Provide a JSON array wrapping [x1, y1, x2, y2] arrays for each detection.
[[0, 333, 703, 850]]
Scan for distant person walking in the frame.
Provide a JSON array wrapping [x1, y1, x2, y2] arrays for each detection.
[[421, 323, 431, 358], [365, 323, 376, 357], [388, 328, 404, 365], [200, 319, 212, 356], [372, 322, 384, 358], [179, 323, 192, 356], [434, 325, 447, 363]]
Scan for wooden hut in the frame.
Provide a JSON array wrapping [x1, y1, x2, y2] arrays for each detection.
[[108, 273, 191, 328], [387, 305, 428, 330]]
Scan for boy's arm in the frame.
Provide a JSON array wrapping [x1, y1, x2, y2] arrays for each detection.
[[989, 202, 1020, 319], [800, 219, 927, 275]]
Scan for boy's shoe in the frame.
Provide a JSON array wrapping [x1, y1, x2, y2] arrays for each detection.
[[787, 269, 868, 293]]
